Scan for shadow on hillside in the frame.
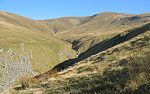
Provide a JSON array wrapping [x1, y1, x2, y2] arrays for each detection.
[[35, 50, 150, 94], [45, 55, 150, 94], [47, 52, 150, 94], [52, 23, 150, 72]]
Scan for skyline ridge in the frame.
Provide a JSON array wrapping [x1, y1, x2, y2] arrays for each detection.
[[0, 10, 150, 20], [0, 0, 149, 19]]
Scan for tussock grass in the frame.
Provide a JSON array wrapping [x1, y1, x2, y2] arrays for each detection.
[[18, 75, 39, 89]]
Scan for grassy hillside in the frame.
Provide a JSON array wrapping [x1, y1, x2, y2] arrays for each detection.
[[8, 25, 150, 94], [40, 16, 91, 33], [56, 12, 150, 53], [0, 11, 76, 73], [0, 11, 150, 93], [0, 11, 54, 34]]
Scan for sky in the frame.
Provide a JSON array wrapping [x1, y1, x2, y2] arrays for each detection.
[[0, 0, 149, 20]]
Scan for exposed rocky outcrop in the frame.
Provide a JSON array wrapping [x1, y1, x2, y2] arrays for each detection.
[[0, 48, 34, 92]]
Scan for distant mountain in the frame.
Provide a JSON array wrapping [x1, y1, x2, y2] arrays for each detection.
[[40, 17, 90, 33]]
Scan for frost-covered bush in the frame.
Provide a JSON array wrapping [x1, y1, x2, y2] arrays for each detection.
[[0, 43, 33, 92]]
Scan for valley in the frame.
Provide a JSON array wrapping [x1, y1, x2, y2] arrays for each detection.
[[0, 11, 150, 94]]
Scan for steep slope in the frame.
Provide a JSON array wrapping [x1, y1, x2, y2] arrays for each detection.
[[0, 12, 150, 93], [0, 11, 77, 92], [56, 12, 150, 53], [8, 22, 150, 94], [35, 22, 150, 78], [0, 11, 76, 73], [54, 22, 150, 71], [51, 30, 150, 94]]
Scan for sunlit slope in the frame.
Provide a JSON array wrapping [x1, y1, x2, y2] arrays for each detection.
[[0, 11, 53, 34], [40, 16, 90, 33], [0, 12, 76, 73], [56, 12, 150, 53], [8, 22, 150, 94]]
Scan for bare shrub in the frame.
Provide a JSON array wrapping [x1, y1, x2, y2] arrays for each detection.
[[19, 75, 39, 89]]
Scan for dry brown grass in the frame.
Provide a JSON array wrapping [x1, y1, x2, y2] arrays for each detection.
[[16, 75, 39, 90]]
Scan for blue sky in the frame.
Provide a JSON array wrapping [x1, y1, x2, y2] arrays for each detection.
[[0, 0, 149, 19]]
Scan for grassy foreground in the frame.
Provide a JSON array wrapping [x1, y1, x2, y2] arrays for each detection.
[[5, 31, 150, 94]]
